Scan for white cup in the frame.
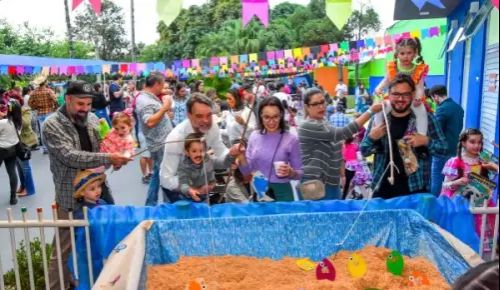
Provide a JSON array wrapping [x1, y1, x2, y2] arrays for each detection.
[[273, 161, 288, 177]]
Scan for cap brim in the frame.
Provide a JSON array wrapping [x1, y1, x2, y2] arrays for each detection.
[[68, 93, 94, 98]]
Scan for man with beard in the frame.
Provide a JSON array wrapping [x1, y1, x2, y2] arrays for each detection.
[[160, 93, 242, 202], [43, 81, 132, 289], [360, 74, 447, 199]]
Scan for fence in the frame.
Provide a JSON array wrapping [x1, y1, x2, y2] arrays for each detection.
[[0, 204, 93, 290], [0, 199, 498, 289], [469, 196, 499, 260]]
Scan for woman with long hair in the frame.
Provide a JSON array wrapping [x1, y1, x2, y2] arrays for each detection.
[[0, 100, 22, 205]]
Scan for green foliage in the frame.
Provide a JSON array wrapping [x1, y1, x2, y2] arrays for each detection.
[[3, 238, 53, 290], [204, 76, 233, 99], [0, 19, 94, 59], [73, 0, 129, 60], [148, 0, 356, 62]]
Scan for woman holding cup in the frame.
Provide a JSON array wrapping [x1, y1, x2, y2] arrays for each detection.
[[237, 97, 302, 202]]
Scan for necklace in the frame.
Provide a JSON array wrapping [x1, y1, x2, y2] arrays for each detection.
[[397, 63, 416, 75]]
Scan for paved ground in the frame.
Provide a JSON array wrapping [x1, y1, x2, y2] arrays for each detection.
[[0, 148, 148, 271]]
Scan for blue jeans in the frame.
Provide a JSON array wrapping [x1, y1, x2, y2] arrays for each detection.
[[322, 184, 341, 200], [431, 156, 450, 196], [93, 108, 111, 126], [38, 113, 52, 151], [16, 159, 36, 195], [145, 150, 169, 206]]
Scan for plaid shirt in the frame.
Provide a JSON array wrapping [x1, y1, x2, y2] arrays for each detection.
[[28, 87, 57, 115], [360, 112, 447, 192], [329, 112, 352, 128], [43, 107, 111, 211]]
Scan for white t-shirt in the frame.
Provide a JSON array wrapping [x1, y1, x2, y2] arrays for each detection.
[[0, 119, 19, 148], [335, 83, 348, 96]]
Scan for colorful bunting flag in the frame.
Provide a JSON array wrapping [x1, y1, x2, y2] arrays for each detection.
[[493, 0, 499, 9], [72, 0, 84, 10], [89, 0, 101, 15], [242, 0, 269, 27], [326, 0, 352, 30], [156, 0, 183, 27]]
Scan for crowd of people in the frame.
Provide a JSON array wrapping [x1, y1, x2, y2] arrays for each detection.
[[1, 36, 499, 288]]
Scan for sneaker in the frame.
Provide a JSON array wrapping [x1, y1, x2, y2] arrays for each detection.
[[142, 175, 150, 184]]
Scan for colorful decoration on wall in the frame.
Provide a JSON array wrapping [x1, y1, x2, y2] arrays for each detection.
[[326, 0, 353, 30], [316, 259, 336, 281], [242, 0, 269, 27], [156, 0, 183, 27], [0, 25, 446, 78], [386, 250, 404, 276], [347, 253, 367, 278], [410, 0, 445, 10]]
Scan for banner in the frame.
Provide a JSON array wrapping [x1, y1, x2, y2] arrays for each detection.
[[72, 0, 84, 10], [326, 0, 352, 30], [156, 0, 183, 26], [242, 0, 269, 27]]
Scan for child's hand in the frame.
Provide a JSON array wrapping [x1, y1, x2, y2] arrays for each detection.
[[482, 162, 499, 173], [404, 133, 429, 147], [235, 115, 245, 125], [413, 98, 422, 107], [454, 177, 469, 187], [188, 188, 202, 202], [368, 124, 387, 141]]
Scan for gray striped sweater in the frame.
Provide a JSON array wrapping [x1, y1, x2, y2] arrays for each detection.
[[298, 119, 359, 186]]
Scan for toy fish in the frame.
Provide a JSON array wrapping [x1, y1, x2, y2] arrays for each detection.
[[296, 258, 316, 271], [186, 278, 207, 290], [347, 253, 367, 278], [408, 271, 430, 286], [316, 258, 336, 281], [386, 250, 404, 276]]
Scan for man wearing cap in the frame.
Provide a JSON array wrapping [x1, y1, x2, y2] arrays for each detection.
[[28, 75, 58, 154], [42, 80, 132, 289]]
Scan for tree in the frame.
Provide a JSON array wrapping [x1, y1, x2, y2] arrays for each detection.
[[346, 6, 381, 82], [63, 0, 75, 57], [73, 0, 129, 60]]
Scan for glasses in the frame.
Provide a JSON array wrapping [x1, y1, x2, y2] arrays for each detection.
[[307, 100, 326, 108], [261, 115, 281, 122], [389, 92, 413, 99]]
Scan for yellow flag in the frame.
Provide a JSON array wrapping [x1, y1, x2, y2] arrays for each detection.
[[326, 0, 352, 30], [157, 0, 183, 27]]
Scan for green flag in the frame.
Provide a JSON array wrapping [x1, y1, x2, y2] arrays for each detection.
[[326, 0, 352, 30], [156, 0, 183, 27]]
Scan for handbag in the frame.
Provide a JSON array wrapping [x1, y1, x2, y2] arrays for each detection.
[[15, 127, 31, 161]]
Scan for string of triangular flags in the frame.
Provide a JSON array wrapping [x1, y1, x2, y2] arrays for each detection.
[[72, 0, 101, 15], [0, 25, 446, 78]]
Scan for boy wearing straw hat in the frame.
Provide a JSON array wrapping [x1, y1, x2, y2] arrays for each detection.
[[72, 169, 108, 219]]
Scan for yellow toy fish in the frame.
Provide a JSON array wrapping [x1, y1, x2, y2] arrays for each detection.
[[296, 258, 316, 271], [186, 278, 207, 290], [347, 253, 367, 278]]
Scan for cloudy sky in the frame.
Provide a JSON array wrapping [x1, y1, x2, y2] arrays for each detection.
[[0, 0, 396, 45]]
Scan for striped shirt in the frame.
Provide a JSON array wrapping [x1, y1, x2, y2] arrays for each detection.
[[299, 118, 359, 186]]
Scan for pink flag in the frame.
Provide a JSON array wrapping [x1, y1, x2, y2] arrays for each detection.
[[89, 0, 102, 15], [493, 0, 498, 9], [242, 0, 269, 27], [129, 63, 138, 74], [72, 0, 84, 10]]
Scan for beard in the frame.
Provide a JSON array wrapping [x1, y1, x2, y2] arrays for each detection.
[[391, 102, 412, 114], [72, 111, 89, 127]]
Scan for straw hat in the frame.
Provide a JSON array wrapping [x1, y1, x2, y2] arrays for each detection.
[[73, 169, 106, 199], [32, 74, 48, 86]]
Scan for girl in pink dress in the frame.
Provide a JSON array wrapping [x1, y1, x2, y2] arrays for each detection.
[[100, 109, 135, 157], [441, 129, 498, 251]]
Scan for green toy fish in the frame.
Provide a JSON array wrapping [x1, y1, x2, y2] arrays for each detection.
[[386, 250, 404, 276], [97, 119, 111, 139]]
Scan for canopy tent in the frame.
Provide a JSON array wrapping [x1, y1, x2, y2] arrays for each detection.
[[394, 0, 461, 20]]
